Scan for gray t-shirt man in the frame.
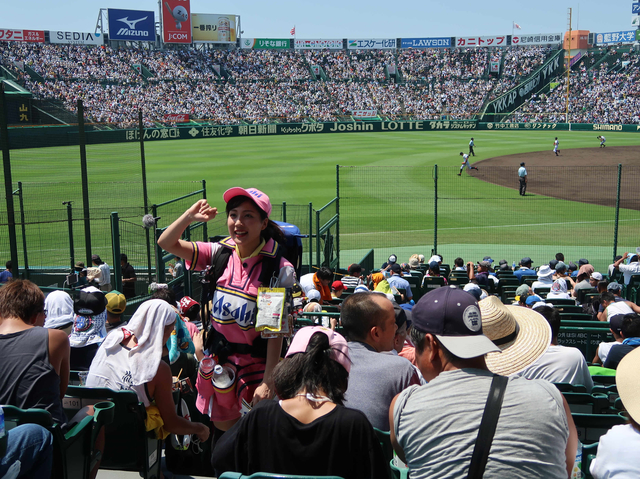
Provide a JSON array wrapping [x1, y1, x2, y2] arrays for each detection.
[[393, 369, 569, 479], [344, 341, 419, 430]]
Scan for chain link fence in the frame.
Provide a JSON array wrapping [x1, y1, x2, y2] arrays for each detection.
[[338, 165, 640, 274]]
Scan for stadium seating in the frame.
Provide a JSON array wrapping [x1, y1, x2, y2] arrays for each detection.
[[2, 401, 114, 479], [571, 413, 626, 444], [62, 384, 162, 479]]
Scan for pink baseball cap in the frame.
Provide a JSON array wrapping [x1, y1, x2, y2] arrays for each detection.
[[223, 187, 272, 217], [285, 326, 351, 373]]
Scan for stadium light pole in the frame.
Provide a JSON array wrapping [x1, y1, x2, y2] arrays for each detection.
[[565, 8, 572, 124]]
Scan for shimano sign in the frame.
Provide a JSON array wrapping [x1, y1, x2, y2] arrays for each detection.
[[108, 8, 155, 41]]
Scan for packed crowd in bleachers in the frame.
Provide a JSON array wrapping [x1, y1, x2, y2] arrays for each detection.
[[3, 42, 640, 127], [3, 215, 640, 478], [512, 52, 640, 124]]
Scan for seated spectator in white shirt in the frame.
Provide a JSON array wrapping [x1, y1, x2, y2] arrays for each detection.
[[517, 305, 593, 392], [592, 314, 625, 366], [613, 252, 640, 285], [531, 265, 554, 293]]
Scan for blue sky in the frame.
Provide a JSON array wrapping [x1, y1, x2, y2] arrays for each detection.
[[4, 0, 637, 38]]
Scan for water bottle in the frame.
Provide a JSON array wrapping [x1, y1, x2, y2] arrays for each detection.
[[512, 261, 516, 269], [571, 440, 583, 479], [199, 356, 215, 381]]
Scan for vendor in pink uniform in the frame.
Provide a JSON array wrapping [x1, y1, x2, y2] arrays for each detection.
[[158, 187, 295, 432]]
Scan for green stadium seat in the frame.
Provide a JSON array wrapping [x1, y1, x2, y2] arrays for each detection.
[[521, 275, 538, 286], [560, 313, 594, 322], [439, 264, 451, 278], [219, 474, 346, 479], [534, 286, 551, 298], [582, 442, 599, 479], [554, 305, 584, 314], [554, 383, 588, 393], [577, 288, 598, 304], [571, 413, 626, 444], [62, 385, 162, 479], [447, 276, 469, 287], [373, 428, 394, 479], [562, 392, 610, 414], [546, 298, 577, 306], [389, 459, 409, 479], [2, 401, 114, 479], [421, 276, 446, 294]]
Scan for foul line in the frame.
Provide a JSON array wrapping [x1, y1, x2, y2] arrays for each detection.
[[341, 218, 639, 236]]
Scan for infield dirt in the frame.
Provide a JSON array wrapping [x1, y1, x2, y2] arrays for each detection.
[[471, 146, 640, 210]]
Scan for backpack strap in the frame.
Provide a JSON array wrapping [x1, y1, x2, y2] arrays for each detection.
[[466, 374, 508, 479], [201, 243, 233, 352]]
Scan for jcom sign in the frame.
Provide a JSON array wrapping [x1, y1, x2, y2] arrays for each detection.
[[108, 9, 155, 41], [162, 0, 192, 44]]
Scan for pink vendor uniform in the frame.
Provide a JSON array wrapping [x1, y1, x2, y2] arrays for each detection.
[[187, 236, 294, 422]]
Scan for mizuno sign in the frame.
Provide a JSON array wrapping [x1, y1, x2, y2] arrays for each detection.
[[108, 9, 155, 41]]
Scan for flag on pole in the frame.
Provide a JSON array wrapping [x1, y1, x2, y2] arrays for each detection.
[[290, 26, 296, 36], [513, 22, 522, 30]]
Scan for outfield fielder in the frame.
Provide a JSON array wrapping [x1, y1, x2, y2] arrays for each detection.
[[458, 152, 478, 176], [597, 135, 606, 147], [553, 137, 559, 156], [468, 138, 475, 156], [518, 162, 527, 196]]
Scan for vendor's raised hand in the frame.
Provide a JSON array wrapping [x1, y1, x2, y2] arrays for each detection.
[[187, 199, 217, 223]]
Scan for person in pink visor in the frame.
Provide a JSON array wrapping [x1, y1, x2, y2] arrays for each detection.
[[158, 187, 296, 435], [212, 326, 387, 478]]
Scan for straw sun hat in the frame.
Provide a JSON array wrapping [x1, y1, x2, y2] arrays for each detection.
[[616, 346, 640, 424], [479, 295, 551, 376]]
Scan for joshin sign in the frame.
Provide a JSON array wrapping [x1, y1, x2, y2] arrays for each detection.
[[162, 0, 191, 44]]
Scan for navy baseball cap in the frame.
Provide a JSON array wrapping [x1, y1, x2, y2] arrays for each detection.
[[411, 286, 500, 359], [610, 314, 625, 334], [520, 257, 533, 265]]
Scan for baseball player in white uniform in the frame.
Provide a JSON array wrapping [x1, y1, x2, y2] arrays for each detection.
[[553, 137, 559, 156], [458, 152, 478, 176], [597, 135, 606, 147]]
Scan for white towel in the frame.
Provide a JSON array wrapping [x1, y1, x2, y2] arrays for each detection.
[[95, 299, 177, 386], [44, 290, 74, 329]]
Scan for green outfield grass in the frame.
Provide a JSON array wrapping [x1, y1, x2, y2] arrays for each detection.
[[3, 129, 640, 273]]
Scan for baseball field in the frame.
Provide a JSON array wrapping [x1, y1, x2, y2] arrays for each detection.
[[4, 128, 640, 273]]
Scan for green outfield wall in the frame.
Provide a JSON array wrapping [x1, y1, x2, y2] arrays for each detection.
[[7, 121, 640, 149]]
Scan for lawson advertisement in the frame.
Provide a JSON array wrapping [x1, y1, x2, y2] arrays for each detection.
[[107, 9, 155, 41], [401, 37, 452, 48]]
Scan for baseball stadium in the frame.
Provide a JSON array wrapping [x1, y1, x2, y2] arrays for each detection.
[[1, 2, 640, 479]]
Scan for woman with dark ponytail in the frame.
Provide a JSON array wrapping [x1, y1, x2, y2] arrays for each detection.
[[158, 187, 295, 435], [212, 326, 387, 478]]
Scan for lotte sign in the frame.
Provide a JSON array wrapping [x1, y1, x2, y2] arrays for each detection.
[[162, 0, 191, 44]]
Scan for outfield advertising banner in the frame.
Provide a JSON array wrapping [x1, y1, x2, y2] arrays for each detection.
[[0, 29, 44, 43], [347, 38, 396, 49], [50, 31, 104, 45], [484, 49, 564, 119], [511, 33, 562, 45], [634, 3, 640, 14], [162, 0, 192, 44], [164, 114, 190, 123], [108, 9, 155, 41], [351, 110, 377, 119], [192, 14, 236, 43], [401, 37, 451, 48], [595, 31, 636, 44], [455, 36, 506, 47], [241, 38, 290, 49], [294, 39, 343, 49]]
